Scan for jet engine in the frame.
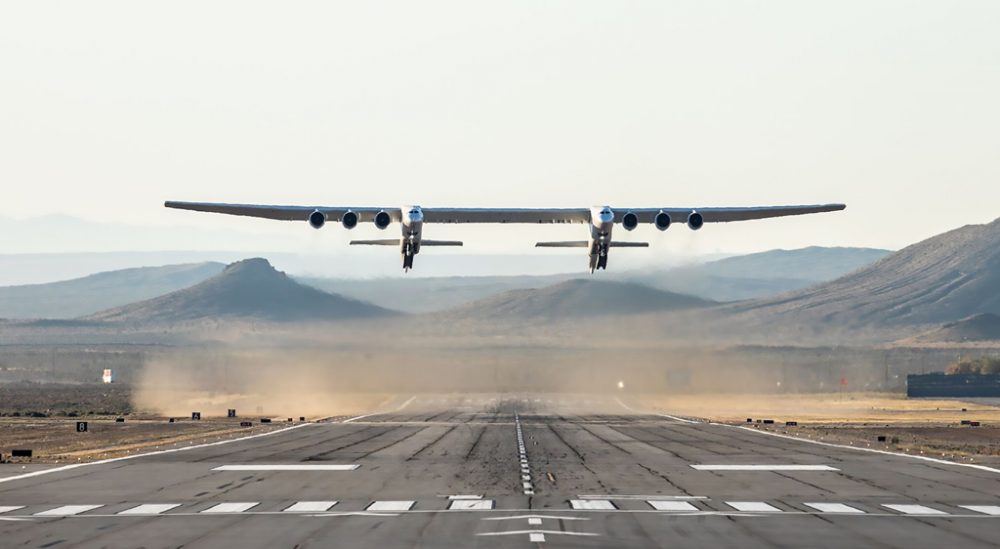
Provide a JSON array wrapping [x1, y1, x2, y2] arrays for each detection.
[[374, 210, 391, 230], [308, 210, 326, 229], [654, 211, 672, 231], [687, 211, 704, 231], [621, 211, 638, 231], [342, 210, 359, 229]]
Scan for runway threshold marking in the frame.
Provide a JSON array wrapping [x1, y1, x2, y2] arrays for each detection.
[[959, 505, 1000, 516], [648, 501, 699, 512], [803, 503, 864, 514], [34, 505, 103, 516], [284, 501, 338, 513], [883, 504, 949, 515], [366, 501, 415, 512], [201, 502, 259, 514], [212, 464, 359, 471], [118, 504, 182, 515], [449, 500, 494, 511], [0, 506, 25, 514], [726, 501, 782, 513], [570, 500, 616, 510], [692, 465, 839, 471]]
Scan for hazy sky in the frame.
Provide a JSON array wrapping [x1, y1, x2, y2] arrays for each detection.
[[1, 1, 998, 260]]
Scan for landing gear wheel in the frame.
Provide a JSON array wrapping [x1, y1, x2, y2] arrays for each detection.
[[597, 255, 608, 270], [403, 253, 414, 271]]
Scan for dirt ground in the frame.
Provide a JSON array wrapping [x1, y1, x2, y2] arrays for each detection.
[[641, 392, 1000, 467], [0, 383, 394, 463]]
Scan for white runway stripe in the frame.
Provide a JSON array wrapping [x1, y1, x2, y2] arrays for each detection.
[[726, 501, 782, 513], [201, 502, 259, 514], [0, 506, 25, 514], [448, 499, 494, 510], [648, 501, 698, 512], [692, 465, 838, 471], [35, 505, 103, 516], [212, 465, 358, 471], [803, 503, 865, 514], [959, 505, 1000, 516], [366, 501, 415, 511], [118, 504, 182, 515], [529, 533, 545, 542], [570, 499, 616, 510], [283, 501, 338, 513], [883, 504, 948, 515]]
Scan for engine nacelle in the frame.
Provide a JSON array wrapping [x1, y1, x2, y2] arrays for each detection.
[[374, 210, 391, 230], [687, 211, 704, 231], [654, 211, 672, 231], [308, 210, 326, 229], [621, 211, 638, 231], [342, 210, 359, 230]]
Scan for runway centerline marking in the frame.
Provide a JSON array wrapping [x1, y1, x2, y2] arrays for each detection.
[[692, 465, 839, 472], [212, 464, 359, 472]]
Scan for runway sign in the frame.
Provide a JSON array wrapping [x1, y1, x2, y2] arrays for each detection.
[[191, 412, 201, 420], [76, 422, 88, 432], [228, 409, 236, 418]]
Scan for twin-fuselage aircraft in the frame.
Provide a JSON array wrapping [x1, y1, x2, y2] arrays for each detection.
[[165, 201, 846, 272]]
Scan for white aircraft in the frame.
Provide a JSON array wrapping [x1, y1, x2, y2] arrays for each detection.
[[165, 201, 846, 272]]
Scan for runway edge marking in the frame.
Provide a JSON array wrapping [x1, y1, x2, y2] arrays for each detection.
[[0, 423, 314, 485], [719, 423, 1000, 475]]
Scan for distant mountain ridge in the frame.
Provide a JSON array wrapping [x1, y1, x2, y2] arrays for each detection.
[[87, 258, 394, 323], [909, 314, 1000, 344], [732, 218, 1000, 329], [0, 262, 225, 319], [437, 279, 714, 321]]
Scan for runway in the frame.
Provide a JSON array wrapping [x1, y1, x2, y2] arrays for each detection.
[[1, 394, 998, 548]]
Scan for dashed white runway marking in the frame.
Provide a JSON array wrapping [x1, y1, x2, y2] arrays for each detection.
[[515, 412, 534, 496], [201, 502, 259, 514], [367, 501, 415, 512], [118, 504, 182, 515], [284, 501, 338, 513], [726, 501, 782, 513], [648, 501, 699, 512], [959, 505, 1000, 516], [803, 503, 865, 514], [0, 506, 25, 514], [449, 500, 494, 510], [528, 517, 542, 525], [35, 505, 103, 516], [883, 504, 948, 515], [692, 465, 838, 471], [529, 532, 545, 542], [570, 499, 616, 510], [212, 465, 359, 471]]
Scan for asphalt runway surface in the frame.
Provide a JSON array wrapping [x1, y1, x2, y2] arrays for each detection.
[[1, 394, 998, 548]]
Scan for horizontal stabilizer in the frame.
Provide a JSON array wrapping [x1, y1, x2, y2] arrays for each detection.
[[610, 241, 649, 248], [350, 239, 399, 246], [421, 240, 463, 246], [535, 241, 589, 248]]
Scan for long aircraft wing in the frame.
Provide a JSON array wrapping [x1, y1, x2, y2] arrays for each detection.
[[164, 202, 844, 224], [163, 201, 400, 223]]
